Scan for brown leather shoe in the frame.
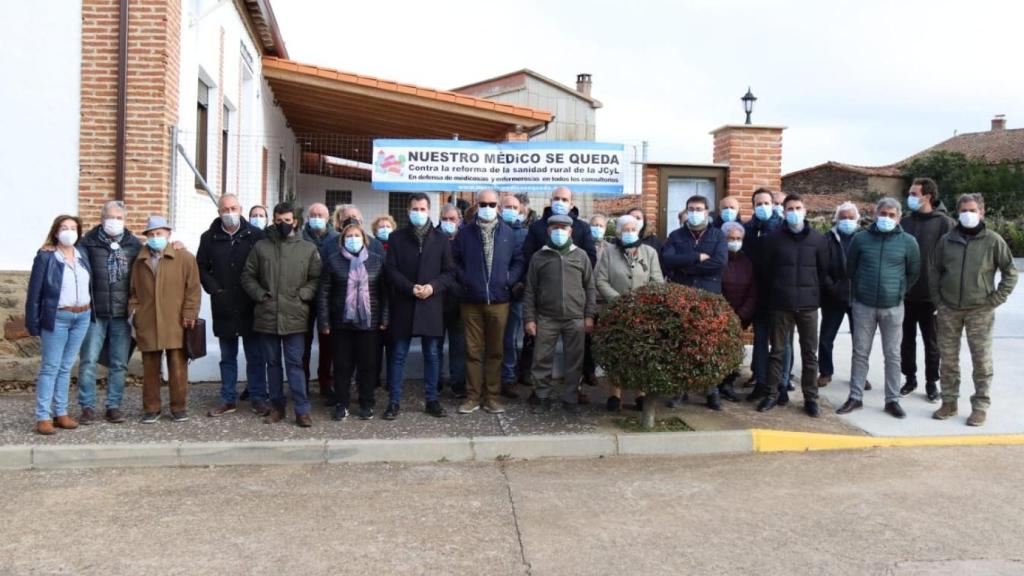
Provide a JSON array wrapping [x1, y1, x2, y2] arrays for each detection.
[[296, 413, 312, 428], [264, 408, 284, 424], [79, 407, 97, 425], [54, 415, 79, 429], [817, 375, 831, 387], [966, 409, 987, 427], [36, 420, 56, 435]]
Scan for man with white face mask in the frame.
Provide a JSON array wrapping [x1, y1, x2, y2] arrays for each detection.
[[197, 193, 268, 417], [929, 193, 1018, 427], [75, 200, 143, 425], [301, 202, 340, 401]]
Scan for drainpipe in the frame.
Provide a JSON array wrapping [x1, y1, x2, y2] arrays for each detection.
[[527, 117, 553, 140], [114, 0, 129, 201]]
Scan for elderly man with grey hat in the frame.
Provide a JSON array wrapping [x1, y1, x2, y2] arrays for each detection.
[[128, 215, 201, 424], [522, 214, 597, 415]]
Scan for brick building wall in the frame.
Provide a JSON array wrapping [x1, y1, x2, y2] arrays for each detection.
[[79, 0, 181, 234], [712, 125, 784, 199], [783, 167, 870, 198]]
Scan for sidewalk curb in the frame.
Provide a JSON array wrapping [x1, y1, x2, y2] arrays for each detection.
[[3, 429, 1023, 471]]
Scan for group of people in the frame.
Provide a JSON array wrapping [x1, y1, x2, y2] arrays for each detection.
[[25, 179, 1017, 434]]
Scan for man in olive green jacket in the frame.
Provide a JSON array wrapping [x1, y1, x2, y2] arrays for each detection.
[[929, 193, 1018, 426], [241, 202, 322, 426]]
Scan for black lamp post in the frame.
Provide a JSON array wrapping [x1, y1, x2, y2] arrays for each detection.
[[742, 87, 757, 125]]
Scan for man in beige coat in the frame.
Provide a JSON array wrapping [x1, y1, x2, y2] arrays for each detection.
[[129, 216, 201, 424]]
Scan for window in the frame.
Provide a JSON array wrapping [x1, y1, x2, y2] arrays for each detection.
[[221, 104, 230, 196], [278, 155, 287, 203], [388, 193, 413, 228], [325, 190, 352, 214], [195, 80, 210, 189]]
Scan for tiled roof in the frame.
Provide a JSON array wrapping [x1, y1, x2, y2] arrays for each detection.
[[262, 57, 553, 123], [801, 193, 875, 217], [900, 127, 1024, 165], [783, 161, 902, 180]]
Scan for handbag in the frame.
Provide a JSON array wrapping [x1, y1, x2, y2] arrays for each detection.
[[184, 318, 207, 361]]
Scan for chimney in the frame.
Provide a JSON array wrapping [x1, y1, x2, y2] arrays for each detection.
[[576, 73, 592, 97], [992, 114, 1006, 131]]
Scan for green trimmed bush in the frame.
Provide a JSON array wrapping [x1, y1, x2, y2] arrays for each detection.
[[593, 283, 744, 428]]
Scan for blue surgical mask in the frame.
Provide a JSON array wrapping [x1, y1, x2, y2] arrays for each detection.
[[590, 226, 606, 240], [344, 236, 364, 253], [837, 219, 858, 235], [376, 226, 391, 241], [687, 210, 707, 227], [551, 200, 570, 216], [774, 205, 785, 218], [221, 213, 240, 228], [308, 217, 327, 231], [621, 231, 639, 245], [720, 208, 738, 223], [907, 196, 922, 212], [440, 221, 457, 236], [727, 240, 743, 253], [876, 216, 897, 233], [785, 210, 805, 228], [477, 206, 497, 222], [549, 229, 570, 246], [409, 211, 429, 227], [501, 208, 519, 224], [754, 204, 773, 221], [147, 236, 168, 251], [249, 216, 266, 230]]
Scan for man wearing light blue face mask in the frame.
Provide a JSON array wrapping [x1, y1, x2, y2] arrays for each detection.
[[300, 202, 340, 402], [437, 203, 467, 400], [521, 187, 597, 267], [743, 187, 788, 401], [817, 202, 861, 390], [838, 197, 920, 419], [714, 195, 742, 229]]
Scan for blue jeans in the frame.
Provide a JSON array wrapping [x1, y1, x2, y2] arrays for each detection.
[[77, 316, 131, 409], [502, 301, 523, 383], [261, 333, 310, 416], [388, 336, 441, 405], [752, 310, 793, 389], [219, 334, 267, 405], [818, 302, 853, 378], [36, 309, 91, 421], [440, 323, 465, 387]]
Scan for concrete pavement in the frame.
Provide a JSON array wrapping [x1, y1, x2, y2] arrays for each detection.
[[2, 446, 1023, 575]]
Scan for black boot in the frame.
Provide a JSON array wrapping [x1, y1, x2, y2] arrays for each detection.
[[706, 391, 723, 411], [746, 385, 768, 403], [718, 382, 741, 402]]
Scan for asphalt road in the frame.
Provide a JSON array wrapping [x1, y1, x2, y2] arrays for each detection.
[[2, 446, 1024, 575]]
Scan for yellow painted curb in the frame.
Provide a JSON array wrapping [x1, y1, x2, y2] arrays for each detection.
[[750, 429, 1024, 453]]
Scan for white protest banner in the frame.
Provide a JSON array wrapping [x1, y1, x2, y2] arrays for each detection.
[[371, 139, 625, 194]]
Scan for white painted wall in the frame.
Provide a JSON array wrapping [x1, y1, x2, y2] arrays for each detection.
[[0, 2, 82, 271]]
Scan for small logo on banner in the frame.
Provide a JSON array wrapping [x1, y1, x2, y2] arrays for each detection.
[[375, 150, 405, 176]]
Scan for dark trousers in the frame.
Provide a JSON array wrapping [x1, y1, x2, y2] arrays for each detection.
[[332, 328, 380, 410], [768, 309, 819, 401], [582, 312, 600, 380], [263, 333, 310, 416], [817, 302, 854, 378], [303, 320, 333, 397], [517, 334, 535, 385], [901, 300, 940, 384]]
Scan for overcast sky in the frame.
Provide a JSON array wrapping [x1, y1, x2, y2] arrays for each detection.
[[273, 0, 1023, 174]]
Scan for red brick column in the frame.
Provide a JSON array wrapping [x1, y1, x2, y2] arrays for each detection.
[[711, 125, 785, 201], [639, 164, 659, 232], [79, 0, 181, 234]]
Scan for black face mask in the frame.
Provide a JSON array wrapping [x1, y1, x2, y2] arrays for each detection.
[[277, 222, 294, 237]]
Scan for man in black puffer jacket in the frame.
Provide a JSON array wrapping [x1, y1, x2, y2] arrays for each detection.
[[899, 177, 954, 401], [197, 193, 267, 416], [75, 201, 142, 425], [757, 193, 832, 417]]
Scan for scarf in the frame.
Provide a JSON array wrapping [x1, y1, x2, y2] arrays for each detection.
[[479, 218, 498, 277], [341, 247, 372, 329], [97, 228, 129, 285], [413, 222, 431, 250]]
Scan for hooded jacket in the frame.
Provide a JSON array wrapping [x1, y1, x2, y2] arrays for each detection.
[[241, 225, 322, 335], [523, 243, 597, 323], [930, 223, 1019, 310], [759, 224, 832, 312]]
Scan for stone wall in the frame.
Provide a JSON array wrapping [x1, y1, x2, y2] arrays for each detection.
[[0, 272, 39, 387]]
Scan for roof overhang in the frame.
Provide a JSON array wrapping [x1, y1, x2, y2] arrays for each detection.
[[241, 0, 288, 58], [262, 57, 553, 142]]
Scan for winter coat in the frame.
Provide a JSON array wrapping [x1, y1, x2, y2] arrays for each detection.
[[196, 217, 265, 338], [595, 241, 663, 303], [128, 245, 201, 352], [759, 225, 832, 312], [847, 223, 921, 309], [384, 224, 456, 339], [25, 247, 95, 336], [660, 224, 729, 294], [824, 228, 856, 306], [521, 206, 598, 265], [452, 219, 525, 305], [79, 225, 142, 319], [930, 224, 1019, 310], [317, 244, 389, 331], [901, 205, 954, 302], [523, 244, 597, 323], [302, 224, 339, 254], [721, 251, 758, 327], [241, 227, 322, 336]]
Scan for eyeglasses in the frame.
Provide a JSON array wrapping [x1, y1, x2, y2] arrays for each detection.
[[478, 202, 498, 208]]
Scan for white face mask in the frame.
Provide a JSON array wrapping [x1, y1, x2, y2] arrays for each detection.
[[58, 229, 78, 247], [959, 211, 981, 228], [221, 212, 240, 228], [103, 218, 124, 237]]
